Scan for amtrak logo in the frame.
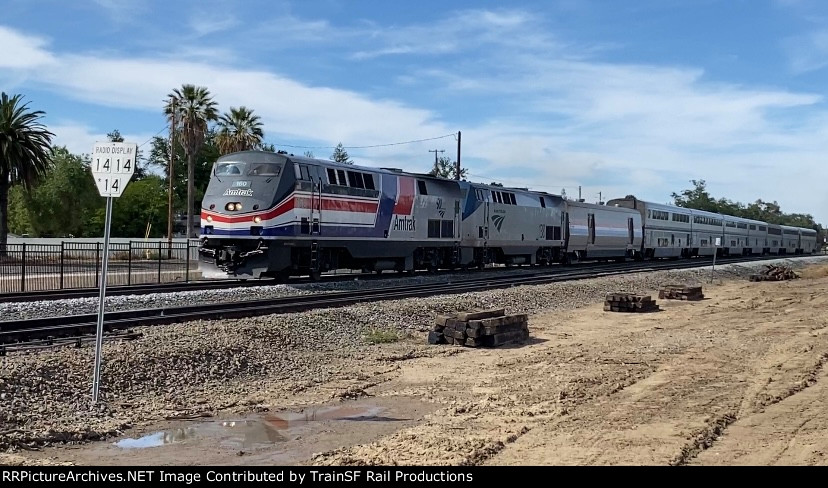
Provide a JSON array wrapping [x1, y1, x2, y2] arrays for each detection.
[[223, 188, 253, 197], [491, 214, 505, 232], [437, 198, 446, 218]]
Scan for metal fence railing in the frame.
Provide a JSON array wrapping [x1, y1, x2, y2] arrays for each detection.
[[0, 240, 201, 294]]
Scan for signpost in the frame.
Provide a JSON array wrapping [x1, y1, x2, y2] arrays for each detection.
[[90, 141, 137, 404], [711, 237, 721, 283]]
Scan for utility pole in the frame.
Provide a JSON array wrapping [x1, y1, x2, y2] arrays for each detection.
[[456, 131, 461, 180], [429, 149, 444, 175], [167, 97, 176, 259], [578, 186, 582, 201], [598, 191, 602, 205]]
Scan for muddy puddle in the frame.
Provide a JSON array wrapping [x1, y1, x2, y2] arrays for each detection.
[[36, 396, 436, 466]]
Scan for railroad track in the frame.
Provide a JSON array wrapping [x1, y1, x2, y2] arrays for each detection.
[[0, 253, 816, 350], [0, 261, 561, 302]]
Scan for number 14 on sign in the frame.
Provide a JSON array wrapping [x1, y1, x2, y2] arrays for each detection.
[[91, 142, 136, 198]]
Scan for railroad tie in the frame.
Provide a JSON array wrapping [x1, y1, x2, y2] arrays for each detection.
[[428, 309, 529, 347]]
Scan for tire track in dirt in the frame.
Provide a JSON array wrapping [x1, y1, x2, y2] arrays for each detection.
[[672, 351, 828, 465]]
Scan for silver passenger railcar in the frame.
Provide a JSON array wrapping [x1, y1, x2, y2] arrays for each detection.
[[563, 199, 642, 261]]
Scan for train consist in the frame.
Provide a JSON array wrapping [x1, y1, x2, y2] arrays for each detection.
[[197, 150, 818, 280]]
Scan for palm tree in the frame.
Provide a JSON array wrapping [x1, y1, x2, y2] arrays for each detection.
[[164, 85, 218, 238], [0, 92, 54, 250], [216, 106, 264, 155]]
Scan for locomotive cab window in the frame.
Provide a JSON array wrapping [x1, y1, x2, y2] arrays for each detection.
[[215, 162, 245, 175], [247, 163, 281, 176], [418, 180, 428, 195], [294, 164, 311, 181]]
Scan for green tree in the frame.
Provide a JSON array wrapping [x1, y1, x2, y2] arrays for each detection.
[[428, 155, 467, 180], [671, 179, 823, 233], [215, 106, 264, 155], [19, 147, 100, 237], [107, 129, 124, 142], [303, 150, 314, 158], [671, 179, 719, 213], [0, 92, 54, 248], [330, 142, 352, 164], [490, 181, 504, 187], [147, 130, 217, 226], [7, 186, 32, 236], [107, 129, 148, 179], [109, 175, 169, 237], [165, 85, 218, 237]]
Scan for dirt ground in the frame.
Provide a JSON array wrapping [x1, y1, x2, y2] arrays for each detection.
[[10, 263, 828, 466]]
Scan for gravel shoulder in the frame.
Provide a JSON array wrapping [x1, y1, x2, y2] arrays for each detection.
[[0, 265, 562, 321], [3, 256, 828, 466]]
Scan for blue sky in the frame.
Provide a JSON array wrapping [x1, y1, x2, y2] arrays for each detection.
[[3, 0, 828, 223]]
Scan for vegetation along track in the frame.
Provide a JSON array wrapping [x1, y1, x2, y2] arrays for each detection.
[[0, 254, 812, 350]]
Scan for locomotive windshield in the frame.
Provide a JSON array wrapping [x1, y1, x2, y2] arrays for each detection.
[[214, 162, 245, 175], [247, 162, 281, 176]]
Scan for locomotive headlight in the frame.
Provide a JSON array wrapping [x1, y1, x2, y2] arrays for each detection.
[[235, 203, 242, 210], [225, 202, 236, 211], [253, 216, 262, 224], [206, 216, 213, 223]]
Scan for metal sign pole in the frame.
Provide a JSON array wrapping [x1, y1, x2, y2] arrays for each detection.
[[92, 196, 113, 404], [710, 237, 720, 284], [710, 248, 716, 283]]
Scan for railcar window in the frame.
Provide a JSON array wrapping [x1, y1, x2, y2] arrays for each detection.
[[652, 210, 669, 220], [363, 174, 375, 190], [215, 162, 245, 175], [540, 197, 546, 208], [299, 165, 311, 181], [509, 193, 517, 205], [671, 213, 689, 223], [759, 226, 766, 231], [327, 168, 338, 185], [337, 170, 347, 186], [749, 225, 756, 231], [737, 223, 747, 229], [347, 171, 365, 189], [726, 222, 736, 228], [418, 180, 428, 195], [247, 163, 281, 176]]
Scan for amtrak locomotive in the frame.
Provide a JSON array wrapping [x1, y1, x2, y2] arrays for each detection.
[[198, 150, 818, 280]]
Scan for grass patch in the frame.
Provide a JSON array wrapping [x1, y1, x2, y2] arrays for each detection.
[[363, 328, 399, 344]]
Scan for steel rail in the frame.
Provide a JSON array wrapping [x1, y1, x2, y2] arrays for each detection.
[[0, 253, 814, 347]]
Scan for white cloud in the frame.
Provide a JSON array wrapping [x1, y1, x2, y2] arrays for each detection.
[[350, 8, 556, 60], [784, 29, 828, 73], [188, 13, 240, 37], [49, 122, 156, 159], [5, 7, 828, 225], [0, 26, 56, 69]]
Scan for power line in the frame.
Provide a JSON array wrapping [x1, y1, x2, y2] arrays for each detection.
[[138, 125, 169, 148], [270, 133, 457, 150]]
